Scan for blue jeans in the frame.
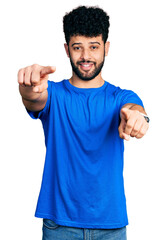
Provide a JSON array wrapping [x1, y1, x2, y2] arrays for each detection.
[[42, 219, 127, 240]]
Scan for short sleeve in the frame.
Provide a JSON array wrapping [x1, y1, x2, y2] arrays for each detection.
[[26, 80, 52, 121], [118, 89, 144, 113]]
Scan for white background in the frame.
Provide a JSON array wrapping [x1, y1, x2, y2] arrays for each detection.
[[0, 0, 167, 239]]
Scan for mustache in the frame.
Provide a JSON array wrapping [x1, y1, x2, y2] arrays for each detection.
[[77, 60, 96, 64]]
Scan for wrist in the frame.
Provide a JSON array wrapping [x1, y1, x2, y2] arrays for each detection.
[[19, 84, 41, 102]]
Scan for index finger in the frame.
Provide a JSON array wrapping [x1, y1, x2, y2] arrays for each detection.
[[121, 108, 131, 121], [40, 66, 56, 77]]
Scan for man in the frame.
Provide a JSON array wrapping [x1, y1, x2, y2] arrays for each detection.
[[18, 6, 149, 240]]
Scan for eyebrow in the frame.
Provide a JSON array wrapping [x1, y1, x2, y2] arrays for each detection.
[[90, 42, 101, 45], [71, 43, 82, 47], [71, 42, 101, 47]]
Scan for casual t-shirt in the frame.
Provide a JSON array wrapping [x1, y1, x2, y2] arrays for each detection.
[[27, 79, 144, 229]]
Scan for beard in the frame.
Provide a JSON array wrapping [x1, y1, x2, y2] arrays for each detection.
[[69, 51, 105, 81]]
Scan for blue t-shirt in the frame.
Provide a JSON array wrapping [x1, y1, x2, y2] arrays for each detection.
[[27, 79, 144, 229]]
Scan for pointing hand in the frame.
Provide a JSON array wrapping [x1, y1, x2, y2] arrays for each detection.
[[18, 64, 56, 93], [118, 108, 149, 141]]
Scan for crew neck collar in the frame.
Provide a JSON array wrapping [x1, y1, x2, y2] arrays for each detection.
[[64, 79, 108, 93]]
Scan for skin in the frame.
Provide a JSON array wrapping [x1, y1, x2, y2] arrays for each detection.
[[18, 34, 149, 140], [64, 35, 110, 88]]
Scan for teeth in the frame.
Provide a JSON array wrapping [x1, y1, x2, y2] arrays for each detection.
[[82, 64, 91, 67]]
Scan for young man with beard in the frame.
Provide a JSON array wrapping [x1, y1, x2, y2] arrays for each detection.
[[18, 6, 149, 240]]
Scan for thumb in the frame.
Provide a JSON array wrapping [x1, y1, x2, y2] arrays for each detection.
[[118, 117, 130, 141], [40, 66, 56, 77]]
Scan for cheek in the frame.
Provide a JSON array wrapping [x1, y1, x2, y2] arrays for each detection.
[[95, 53, 104, 63], [94, 48, 105, 60], [69, 52, 81, 63]]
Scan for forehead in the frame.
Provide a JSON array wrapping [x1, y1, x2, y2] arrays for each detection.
[[69, 35, 104, 46]]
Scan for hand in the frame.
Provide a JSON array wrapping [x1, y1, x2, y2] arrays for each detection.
[[118, 108, 149, 141], [18, 64, 56, 93]]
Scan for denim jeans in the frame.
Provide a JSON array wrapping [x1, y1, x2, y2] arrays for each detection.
[[42, 219, 127, 240]]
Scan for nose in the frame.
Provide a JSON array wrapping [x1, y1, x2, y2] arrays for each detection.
[[80, 48, 91, 61]]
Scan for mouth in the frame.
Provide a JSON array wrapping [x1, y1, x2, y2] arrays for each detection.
[[79, 62, 94, 71]]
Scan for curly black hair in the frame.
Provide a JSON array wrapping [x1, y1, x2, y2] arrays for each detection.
[[63, 6, 110, 45]]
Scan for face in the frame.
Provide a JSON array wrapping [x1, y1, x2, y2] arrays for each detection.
[[64, 35, 110, 81]]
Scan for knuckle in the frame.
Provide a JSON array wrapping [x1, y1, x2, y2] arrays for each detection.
[[32, 64, 42, 74], [25, 66, 31, 73], [134, 110, 139, 114], [32, 78, 39, 84], [25, 82, 32, 86], [126, 123, 132, 129], [130, 130, 138, 137], [18, 69, 24, 83], [133, 127, 138, 133], [130, 131, 135, 137], [140, 130, 145, 136], [134, 110, 139, 115], [32, 63, 39, 69], [133, 110, 139, 117], [18, 68, 23, 75]]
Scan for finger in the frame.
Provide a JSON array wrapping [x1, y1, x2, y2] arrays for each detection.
[[130, 118, 144, 137], [124, 117, 137, 136], [18, 68, 24, 85], [33, 81, 48, 93], [40, 66, 56, 77], [118, 118, 126, 136], [136, 122, 149, 139], [31, 68, 41, 86], [118, 118, 130, 141], [24, 67, 32, 86], [122, 132, 130, 141], [121, 108, 132, 121]]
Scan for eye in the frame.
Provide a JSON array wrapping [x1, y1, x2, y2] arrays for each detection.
[[91, 46, 98, 50], [73, 47, 81, 50]]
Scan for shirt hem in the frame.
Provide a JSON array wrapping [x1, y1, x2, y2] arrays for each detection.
[[35, 212, 128, 229]]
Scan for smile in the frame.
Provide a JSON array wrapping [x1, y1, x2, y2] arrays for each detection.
[[79, 62, 94, 71], [82, 64, 90, 67]]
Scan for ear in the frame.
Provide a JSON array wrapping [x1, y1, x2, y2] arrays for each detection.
[[64, 43, 70, 58], [105, 41, 110, 56]]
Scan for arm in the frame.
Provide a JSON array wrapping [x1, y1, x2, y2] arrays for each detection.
[[122, 103, 147, 114], [118, 103, 149, 141], [18, 64, 56, 111]]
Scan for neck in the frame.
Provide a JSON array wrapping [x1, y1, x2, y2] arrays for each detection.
[[69, 73, 104, 89]]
